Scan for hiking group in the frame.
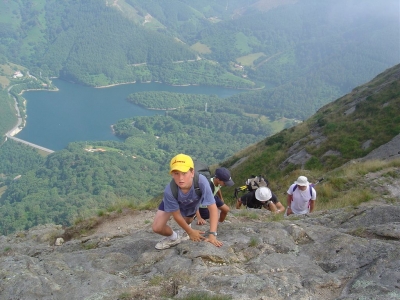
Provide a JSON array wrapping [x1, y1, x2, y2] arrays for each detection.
[[152, 153, 317, 250]]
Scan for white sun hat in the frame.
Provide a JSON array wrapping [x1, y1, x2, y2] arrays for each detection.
[[255, 187, 272, 202], [295, 176, 309, 186]]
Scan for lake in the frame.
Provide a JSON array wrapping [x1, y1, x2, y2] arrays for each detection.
[[16, 79, 243, 150]]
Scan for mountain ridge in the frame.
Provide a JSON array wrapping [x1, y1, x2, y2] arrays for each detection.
[[221, 63, 400, 199], [1, 65, 400, 299]]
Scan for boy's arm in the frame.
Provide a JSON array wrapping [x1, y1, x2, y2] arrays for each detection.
[[196, 209, 207, 225], [267, 193, 283, 213], [309, 200, 315, 213], [206, 203, 223, 247], [217, 189, 223, 202], [286, 194, 293, 215], [171, 210, 204, 241], [309, 187, 316, 212], [275, 202, 285, 213], [267, 201, 285, 213]]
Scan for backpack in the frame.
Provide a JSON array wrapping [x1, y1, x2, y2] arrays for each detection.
[[234, 175, 269, 199], [246, 175, 269, 191], [291, 178, 324, 199], [170, 160, 212, 200], [292, 184, 313, 198], [292, 177, 324, 211]]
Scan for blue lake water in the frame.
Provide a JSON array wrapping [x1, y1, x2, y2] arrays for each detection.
[[17, 79, 243, 150]]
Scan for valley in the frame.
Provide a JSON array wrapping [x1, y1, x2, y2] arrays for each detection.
[[0, 0, 399, 235]]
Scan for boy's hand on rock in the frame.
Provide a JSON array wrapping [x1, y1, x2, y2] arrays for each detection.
[[188, 229, 205, 242], [196, 218, 207, 225], [205, 234, 223, 247]]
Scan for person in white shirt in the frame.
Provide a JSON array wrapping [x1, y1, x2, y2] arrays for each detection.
[[286, 176, 317, 216]]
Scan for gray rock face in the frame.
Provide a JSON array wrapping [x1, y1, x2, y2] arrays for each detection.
[[0, 204, 399, 300], [361, 133, 400, 161]]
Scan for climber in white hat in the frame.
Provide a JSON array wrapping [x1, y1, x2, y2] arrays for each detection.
[[286, 176, 317, 216], [236, 186, 285, 214]]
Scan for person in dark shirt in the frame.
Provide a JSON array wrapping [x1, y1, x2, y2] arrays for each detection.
[[196, 167, 234, 224], [236, 186, 285, 214]]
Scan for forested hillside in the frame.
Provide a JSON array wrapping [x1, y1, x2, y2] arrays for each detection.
[[0, 90, 15, 136], [0, 0, 398, 121], [0, 0, 253, 88], [194, 0, 400, 119], [0, 140, 163, 235]]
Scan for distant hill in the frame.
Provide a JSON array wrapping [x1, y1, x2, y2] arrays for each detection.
[[0, 0, 254, 88], [0, 0, 398, 126]]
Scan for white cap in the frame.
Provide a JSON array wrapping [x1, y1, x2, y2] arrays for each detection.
[[295, 176, 309, 186], [255, 187, 272, 202]]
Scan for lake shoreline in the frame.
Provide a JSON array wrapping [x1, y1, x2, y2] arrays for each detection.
[[18, 87, 59, 95], [95, 81, 137, 88], [69, 78, 263, 91], [17, 78, 242, 150]]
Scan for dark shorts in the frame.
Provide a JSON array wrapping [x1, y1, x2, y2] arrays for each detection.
[[158, 201, 196, 218], [198, 196, 224, 220]]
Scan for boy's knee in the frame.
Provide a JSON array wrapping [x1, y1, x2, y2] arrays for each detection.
[[152, 222, 162, 234]]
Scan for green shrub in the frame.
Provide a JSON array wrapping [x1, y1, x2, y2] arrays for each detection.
[[249, 236, 259, 247], [305, 156, 323, 170]]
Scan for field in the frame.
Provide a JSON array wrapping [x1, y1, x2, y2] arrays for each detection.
[[236, 52, 265, 67], [244, 113, 299, 132], [190, 42, 212, 54]]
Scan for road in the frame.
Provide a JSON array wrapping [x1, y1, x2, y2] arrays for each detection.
[[5, 84, 55, 154], [5, 134, 54, 154]]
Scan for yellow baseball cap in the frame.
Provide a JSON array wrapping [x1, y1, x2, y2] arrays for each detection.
[[169, 154, 194, 174]]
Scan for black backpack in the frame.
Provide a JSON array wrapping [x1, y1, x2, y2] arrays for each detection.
[[170, 160, 213, 200]]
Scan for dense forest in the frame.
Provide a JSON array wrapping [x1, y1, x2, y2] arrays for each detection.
[[0, 0, 399, 234], [0, 91, 282, 234], [0, 140, 163, 235]]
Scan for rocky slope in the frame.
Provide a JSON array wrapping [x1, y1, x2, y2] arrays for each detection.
[[0, 166, 399, 300]]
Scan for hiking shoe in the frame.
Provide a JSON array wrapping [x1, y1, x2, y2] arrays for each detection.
[[181, 231, 190, 241], [219, 220, 231, 224], [155, 234, 182, 250]]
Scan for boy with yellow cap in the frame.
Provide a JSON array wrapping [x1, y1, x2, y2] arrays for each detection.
[[152, 153, 223, 250]]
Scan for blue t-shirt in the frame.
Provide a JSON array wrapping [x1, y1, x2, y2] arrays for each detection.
[[162, 174, 216, 217]]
